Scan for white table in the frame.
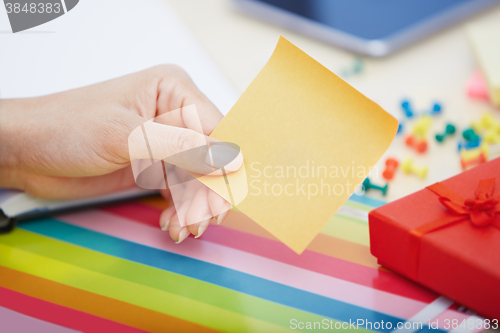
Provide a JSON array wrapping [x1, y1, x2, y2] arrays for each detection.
[[169, 0, 500, 202]]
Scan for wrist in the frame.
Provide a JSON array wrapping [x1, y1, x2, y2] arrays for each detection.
[[0, 99, 23, 169], [0, 98, 33, 189]]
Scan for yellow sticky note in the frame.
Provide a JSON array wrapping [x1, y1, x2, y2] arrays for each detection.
[[468, 20, 500, 106], [200, 37, 397, 254]]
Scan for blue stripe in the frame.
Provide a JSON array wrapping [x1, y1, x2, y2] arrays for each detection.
[[19, 219, 400, 332], [349, 194, 386, 208], [18, 219, 443, 333]]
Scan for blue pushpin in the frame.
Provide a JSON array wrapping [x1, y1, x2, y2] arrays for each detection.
[[458, 138, 482, 151], [428, 102, 442, 116], [397, 122, 404, 135], [401, 99, 414, 118]]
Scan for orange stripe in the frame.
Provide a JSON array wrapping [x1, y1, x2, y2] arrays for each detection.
[[140, 196, 378, 268], [0, 266, 219, 333], [308, 234, 378, 268]]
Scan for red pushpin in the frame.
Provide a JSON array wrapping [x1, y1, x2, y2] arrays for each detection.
[[383, 158, 399, 180], [405, 135, 428, 153]]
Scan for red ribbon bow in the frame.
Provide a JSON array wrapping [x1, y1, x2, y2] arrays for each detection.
[[408, 178, 500, 279], [437, 179, 500, 227]]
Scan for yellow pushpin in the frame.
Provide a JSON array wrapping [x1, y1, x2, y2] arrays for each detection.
[[401, 157, 428, 179], [460, 142, 489, 160], [412, 115, 433, 138], [484, 129, 500, 144], [471, 113, 500, 134]]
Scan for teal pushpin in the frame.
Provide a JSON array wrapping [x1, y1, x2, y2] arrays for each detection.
[[352, 55, 364, 74], [435, 123, 456, 142], [341, 55, 364, 77], [362, 178, 388, 196], [462, 128, 480, 143]]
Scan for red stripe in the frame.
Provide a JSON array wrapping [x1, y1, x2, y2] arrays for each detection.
[[102, 203, 437, 303], [102, 202, 161, 227], [0, 286, 145, 333]]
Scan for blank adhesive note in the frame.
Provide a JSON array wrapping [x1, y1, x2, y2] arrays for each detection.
[[468, 19, 500, 106], [199, 37, 398, 254]]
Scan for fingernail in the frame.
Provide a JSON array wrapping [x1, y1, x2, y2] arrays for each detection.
[[194, 218, 211, 239], [223, 152, 244, 172], [205, 144, 243, 172], [160, 219, 170, 231], [217, 211, 229, 225], [175, 227, 190, 244]]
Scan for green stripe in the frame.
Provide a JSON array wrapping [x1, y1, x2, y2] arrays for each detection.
[[343, 200, 373, 213]]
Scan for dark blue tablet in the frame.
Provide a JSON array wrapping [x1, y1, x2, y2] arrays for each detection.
[[233, 0, 500, 56]]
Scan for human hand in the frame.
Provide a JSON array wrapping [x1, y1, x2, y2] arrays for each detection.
[[0, 65, 243, 242]]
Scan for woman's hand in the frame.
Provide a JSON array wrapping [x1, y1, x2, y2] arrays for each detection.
[[0, 65, 242, 242]]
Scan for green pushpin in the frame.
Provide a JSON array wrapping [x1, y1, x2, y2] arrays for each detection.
[[435, 123, 456, 142], [352, 55, 364, 74], [362, 178, 388, 196], [462, 128, 480, 143]]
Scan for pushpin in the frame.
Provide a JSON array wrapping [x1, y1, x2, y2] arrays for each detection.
[[460, 142, 489, 161], [382, 158, 399, 181], [435, 123, 456, 142], [401, 100, 414, 118], [401, 158, 428, 179], [462, 128, 481, 143], [471, 113, 500, 133], [427, 102, 442, 116], [341, 55, 364, 78], [362, 178, 388, 196], [457, 138, 481, 151], [397, 123, 404, 135], [412, 115, 433, 138], [351, 55, 364, 75], [484, 129, 500, 144], [461, 153, 487, 170], [405, 135, 428, 153]]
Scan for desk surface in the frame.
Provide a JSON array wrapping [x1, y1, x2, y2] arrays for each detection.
[[0, 195, 474, 332], [169, 0, 500, 202]]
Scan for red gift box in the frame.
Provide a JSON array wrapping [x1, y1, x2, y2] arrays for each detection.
[[369, 158, 500, 319]]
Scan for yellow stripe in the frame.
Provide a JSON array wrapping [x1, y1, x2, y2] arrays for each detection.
[[0, 242, 291, 333], [321, 215, 370, 246]]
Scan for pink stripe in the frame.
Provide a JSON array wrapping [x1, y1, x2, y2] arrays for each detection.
[[59, 210, 429, 320], [0, 306, 79, 333], [102, 203, 437, 303]]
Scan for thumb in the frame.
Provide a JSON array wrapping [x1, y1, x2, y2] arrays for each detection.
[[127, 118, 243, 176]]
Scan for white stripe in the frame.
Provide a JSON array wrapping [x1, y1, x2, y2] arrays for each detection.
[[60, 0, 68, 13], [337, 205, 369, 222], [392, 296, 453, 333]]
